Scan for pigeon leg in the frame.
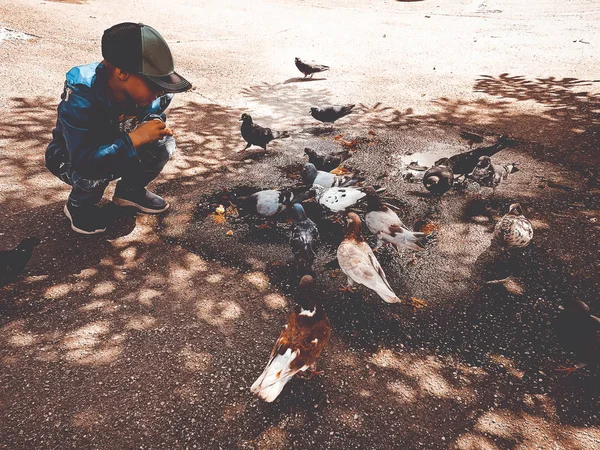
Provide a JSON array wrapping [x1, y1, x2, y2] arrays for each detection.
[[330, 214, 344, 224], [339, 277, 356, 292], [239, 142, 251, 152], [307, 364, 324, 379]]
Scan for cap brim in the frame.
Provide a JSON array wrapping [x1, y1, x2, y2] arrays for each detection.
[[144, 72, 192, 93]]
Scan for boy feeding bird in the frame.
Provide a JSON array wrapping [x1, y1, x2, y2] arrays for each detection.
[[45, 23, 191, 234]]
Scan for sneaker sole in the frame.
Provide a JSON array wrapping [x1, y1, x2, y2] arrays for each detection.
[[113, 197, 170, 214], [63, 205, 106, 235]]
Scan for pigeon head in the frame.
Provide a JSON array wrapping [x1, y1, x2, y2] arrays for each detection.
[[310, 107, 319, 115], [476, 156, 492, 168], [363, 186, 384, 210], [344, 212, 363, 240], [301, 163, 318, 185], [16, 236, 42, 251], [508, 203, 524, 216], [297, 275, 318, 311], [436, 157, 452, 168], [240, 113, 252, 123], [295, 57, 301, 63], [291, 203, 308, 221]]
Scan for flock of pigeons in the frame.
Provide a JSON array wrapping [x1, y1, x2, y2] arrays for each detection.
[[238, 59, 556, 403], [1, 58, 598, 405]]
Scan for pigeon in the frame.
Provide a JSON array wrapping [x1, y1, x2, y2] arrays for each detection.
[[438, 135, 512, 176], [295, 57, 330, 78], [251, 275, 331, 402], [301, 163, 361, 188], [290, 204, 320, 272], [310, 105, 355, 125], [304, 147, 351, 172], [469, 156, 519, 192], [337, 213, 401, 303], [554, 298, 600, 375], [237, 189, 294, 217], [493, 203, 533, 248], [423, 158, 454, 196], [0, 237, 42, 288], [364, 187, 428, 252], [311, 185, 367, 213], [240, 113, 289, 151]]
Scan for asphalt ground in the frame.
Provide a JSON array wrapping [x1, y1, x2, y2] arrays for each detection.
[[1, 1, 600, 449]]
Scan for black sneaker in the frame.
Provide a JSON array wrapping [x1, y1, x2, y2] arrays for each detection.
[[113, 184, 169, 214], [64, 202, 107, 235]]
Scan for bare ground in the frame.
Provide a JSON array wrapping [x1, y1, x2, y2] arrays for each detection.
[[1, 1, 600, 449]]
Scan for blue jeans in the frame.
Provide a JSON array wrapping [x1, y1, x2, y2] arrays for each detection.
[[51, 136, 175, 207]]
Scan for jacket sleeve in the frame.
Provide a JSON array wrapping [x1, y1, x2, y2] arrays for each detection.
[[58, 90, 138, 178]]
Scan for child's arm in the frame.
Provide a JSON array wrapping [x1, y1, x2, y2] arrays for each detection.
[[58, 92, 139, 179]]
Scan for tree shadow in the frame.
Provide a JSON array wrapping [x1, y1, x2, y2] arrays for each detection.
[[2, 72, 600, 448]]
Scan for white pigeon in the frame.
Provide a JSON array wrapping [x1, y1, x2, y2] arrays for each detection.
[[312, 185, 366, 212], [337, 213, 401, 303]]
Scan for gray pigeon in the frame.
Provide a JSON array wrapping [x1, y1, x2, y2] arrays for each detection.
[[301, 163, 361, 188], [295, 57, 330, 78], [469, 156, 519, 193], [238, 189, 294, 217], [290, 204, 320, 272], [310, 105, 355, 125]]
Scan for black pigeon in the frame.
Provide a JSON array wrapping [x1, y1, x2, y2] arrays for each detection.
[[290, 204, 320, 273], [304, 147, 351, 171], [310, 104, 355, 125], [295, 57, 330, 78], [301, 163, 361, 188], [240, 113, 289, 151], [554, 298, 600, 374], [437, 134, 512, 176], [423, 158, 454, 196], [0, 237, 41, 288], [237, 189, 294, 218]]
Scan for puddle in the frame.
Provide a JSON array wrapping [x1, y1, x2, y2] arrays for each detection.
[[0, 27, 34, 44]]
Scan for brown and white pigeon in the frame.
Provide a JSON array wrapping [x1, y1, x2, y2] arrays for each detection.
[[295, 57, 330, 78], [251, 275, 331, 402], [337, 213, 401, 303], [240, 113, 289, 151], [0, 237, 41, 288], [469, 156, 519, 192], [364, 187, 427, 252], [493, 203, 533, 248]]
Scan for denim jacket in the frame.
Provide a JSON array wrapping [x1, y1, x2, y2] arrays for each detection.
[[46, 62, 173, 180]]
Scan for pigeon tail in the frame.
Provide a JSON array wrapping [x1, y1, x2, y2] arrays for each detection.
[[251, 349, 301, 402], [401, 230, 428, 252]]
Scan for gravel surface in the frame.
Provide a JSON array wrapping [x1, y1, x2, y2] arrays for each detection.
[[1, 1, 600, 449]]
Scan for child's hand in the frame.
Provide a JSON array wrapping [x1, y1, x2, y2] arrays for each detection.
[[128, 119, 173, 148]]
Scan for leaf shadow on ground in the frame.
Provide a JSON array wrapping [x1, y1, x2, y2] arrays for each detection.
[[1, 74, 600, 449]]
